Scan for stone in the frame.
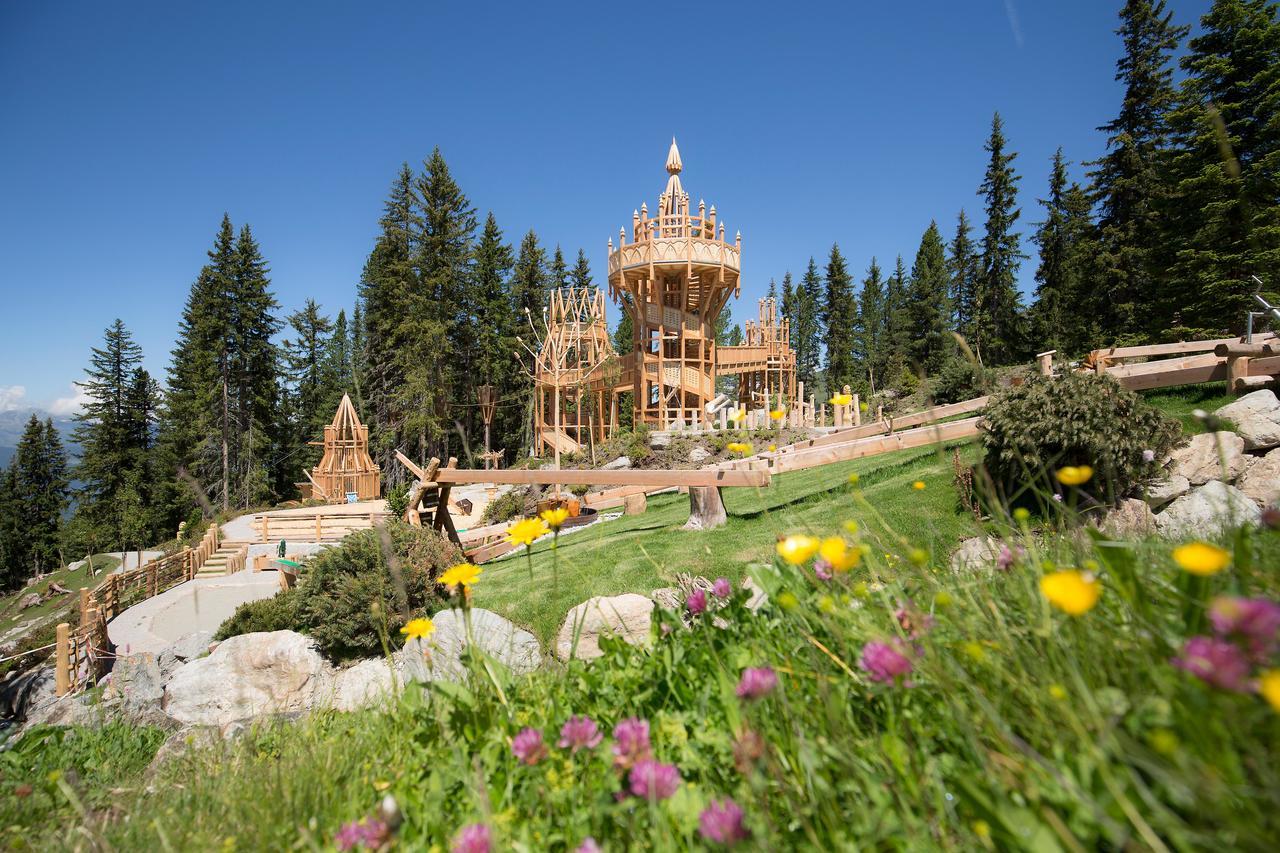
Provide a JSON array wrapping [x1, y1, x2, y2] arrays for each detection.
[[156, 631, 214, 681], [1236, 448, 1280, 506], [1215, 389, 1280, 425], [1167, 432, 1248, 485], [20, 693, 106, 731], [688, 446, 712, 463], [108, 653, 164, 710], [1144, 474, 1190, 508], [949, 536, 1002, 571], [163, 631, 331, 727], [601, 456, 632, 471], [17, 593, 41, 610], [1154, 480, 1262, 540], [329, 659, 395, 711], [0, 666, 55, 721], [397, 608, 541, 682], [649, 432, 672, 450], [1093, 498, 1157, 539], [147, 726, 221, 775], [555, 594, 654, 661], [623, 493, 647, 516], [1234, 414, 1280, 452]]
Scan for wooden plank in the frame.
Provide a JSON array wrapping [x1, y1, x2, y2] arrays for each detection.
[[1105, 352, 1220, 378], [1094, 331, 1276, 361], [1248, 354, 1280, 376], [394, 450, 427, 481], [1115, 361, 1227, 391], [434, 467, 769, 488], [771, 418, 983, 474]]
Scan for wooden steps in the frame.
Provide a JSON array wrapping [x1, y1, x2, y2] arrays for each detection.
[[195, 541, 251, 577]]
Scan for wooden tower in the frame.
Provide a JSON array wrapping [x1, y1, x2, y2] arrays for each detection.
[[607, 139, 741, 429], [302, 393, 381, 503], [532, 286, 620, 456], [719, 296, 797, 408]]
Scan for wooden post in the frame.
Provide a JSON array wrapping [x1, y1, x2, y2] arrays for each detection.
[[852, 393, 861, 426], [147, 561, 158, 598], [55, 623, 70, 696], [719, 407, 727, 430], [261, 514, 269, 543], [1037, 350, 1055, 376], [315, 514, 323, 541], [684, 486, 727, 530], [1228, 355, 1251, 393], [79, 588, 90, 625]]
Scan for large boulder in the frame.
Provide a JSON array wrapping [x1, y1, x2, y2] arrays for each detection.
[[601, 456, 632, 471], [1236, 447, 1280, 506], [950, 536, 1002, 572], [555, 594, 654, 661], [1093, 498, 1157, 539], [156, 631, 214, 681], [1167, 432, 1248, 485], [164, 631, 331, 726], [397, 607, 541, 682], [1154, 480, 1262, 540], [329, 659, 396, 711], [108, 653, 164, 711], [1144, 474, 1191, 508], [1215, 391, 1280, 451]]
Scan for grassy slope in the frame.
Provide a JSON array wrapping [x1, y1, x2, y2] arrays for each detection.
[[0, 555, 120, 640]]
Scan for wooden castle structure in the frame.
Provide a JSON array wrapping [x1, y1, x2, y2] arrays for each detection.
[[718, 296, 798, 410], [298, 393, 381, 503]]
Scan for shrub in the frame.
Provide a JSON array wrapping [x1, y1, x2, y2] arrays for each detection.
[[385, 483, 410, 518], [481, 487, 536, 525], [980, 372, 1181, 507], [932, 356, 989, 404], [214, 523, 461, 661]]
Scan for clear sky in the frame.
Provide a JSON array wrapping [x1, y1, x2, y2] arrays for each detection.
[[0, 0, 1213, 412]]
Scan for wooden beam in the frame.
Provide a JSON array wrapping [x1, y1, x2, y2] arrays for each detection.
[[1114, 361, 1227, 391], [1093, 331, 1277, 361], [770, 418, 983, 474], [434, 467, 769, 488]]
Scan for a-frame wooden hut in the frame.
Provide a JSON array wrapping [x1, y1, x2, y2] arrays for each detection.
[[300, 393, 381, 503]]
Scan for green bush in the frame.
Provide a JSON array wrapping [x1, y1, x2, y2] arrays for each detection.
[[385, 483, 410, 518], [481, 487, 535, 525], [214, 523, 461, 661], [980, 372, 1181, 507], [932, 356, 989, 404]]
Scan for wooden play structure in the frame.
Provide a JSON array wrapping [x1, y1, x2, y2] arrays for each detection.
[[298, 393, 381, 503], [718, 296, 798, 410]]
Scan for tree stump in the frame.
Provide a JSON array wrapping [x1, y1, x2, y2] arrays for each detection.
[[684, 486, 727, 530]]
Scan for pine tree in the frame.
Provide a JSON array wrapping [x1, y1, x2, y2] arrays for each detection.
[[948, 210, 980, 342], [1030, 150, 1100, 353], [767, 278, 777, 301], [906, 221, 952, 371], [1165, 0, 1280, 332], [284, 299, 336, 469], [512, 231, 550, 320], [229, 224, 282, 507], [471, 212, 517, 459], [328, 309, 352, 395], [549, 246, 568, 291], [1090, 0, 1188, 337], [858, 258, 885, 388], [350, 300, 367, 410], [823, 244, 857, 391], [976, 113, 1027, 365], [568, 249, 593, 290], [780, 273, 796, 344], [795, 260, 823, 391], [0, 464, 21, 589], [4, 416, 69, 582], [882, 255, 913, 382]]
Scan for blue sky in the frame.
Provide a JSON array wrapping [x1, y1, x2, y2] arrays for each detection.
[[0, 0, 1213, 412]]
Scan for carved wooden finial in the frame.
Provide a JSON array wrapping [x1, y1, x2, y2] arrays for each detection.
[[641, 202, 648, 216], [608, 238, 614, 252], [666, 137, 682, 175]]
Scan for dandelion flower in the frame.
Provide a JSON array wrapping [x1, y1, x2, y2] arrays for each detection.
[[539, 507, 570, 530], [735, 666, 778, 700], [439, 562, 482, 590], [699, 798, 750, 845], [912, 480, 926, 491], [769, 407, 786, 421], [1055, 465, 1093, 486], [1172, 541, 1230, 576], [829, 392, 852, 407], [729, 408, 747, 422], [776, 534, 820, 565], [767, 443, 777, 452], [1259, 670, 1280, 712], [726, 441, 752, 456], [1048, 684, 1067, 701], [507, 517, 549, 547], [818, 536, 859, 572], [399, 617, 435, 641], [1040, 570, 1100, 615]]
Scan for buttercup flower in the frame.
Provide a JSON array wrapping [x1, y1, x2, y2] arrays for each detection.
[[540, 507, 570, 530], [1055, 465, 1093, 486], [628, 759, 681, 800], [400, 617, 435, 641], [512, 727, 548, 765], [558, 716, 603, 752], [452, 823, 491, 853], [439, 563, 482, 590], [769, 407, 786, 421], [729, 408, 747, 422], [860, 640, 915, 684], [699, 797, 750, 845], [1208, 597, 1280, 661], [1259, 670, 1280, 712], [1173, 636, 1251, 691], [726, 441, 752, 455], [712, 577, 732, 598], [776, 534, 820, 565], [736, 666, 778, 700], [768, 443, 777, 452], [1040, 570, 1100, 615], [1172, 541, 1230, 576], [335, 817, 390, 851], [829, 392, 853, 406], [507, 517, 549, 548], [818, 536, 859, 572], [912, 480, 926, 491], [687, 588, 708, 615], [612, 717, 651, 769]]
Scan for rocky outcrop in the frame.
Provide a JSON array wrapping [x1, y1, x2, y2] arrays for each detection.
[[1167, 432, 1248, 485], [555, 594, 654, 661], [950, 536, 1002, 571], [1215, 391, 1280, 451], [601, 456, 632, 471], [1236, 447, 1280, 506], [1144, 474, 1191, 508], [398, 608, 541, 681], [1094, 498, 1157, 539], [109, 653, 164, 711], [1154, 480, 1262, 540]]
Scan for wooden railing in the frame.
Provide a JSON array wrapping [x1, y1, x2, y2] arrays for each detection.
[[251, 511, 392, 543]]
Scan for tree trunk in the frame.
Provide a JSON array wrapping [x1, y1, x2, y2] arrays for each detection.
[[684, 486, 727, 531]]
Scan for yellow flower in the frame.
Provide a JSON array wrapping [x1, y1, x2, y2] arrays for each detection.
[[829, 392, 852, 406], [1048, 684, 1068, 701], [776, 591, 799, 611], [400, 617, 435, 640], [842, 519, 859, 534], [818, 536, 860, 572], [912, 480, 926, 491], [768, 444, 777, 452], [1148, 729, 1180, 755], [973, 820, 991, 840], [962, 641, 986, 663], [934, 590, 954, 608], [769, 407, 786, 421], [1259, 670, 1280, 712], [1013, 507, 1030, 523], [909, 548, 928, 565], [726, 441, 752, 455], [539, 507, 570, 530], [439, 562, 482, 589], [507, 517, 549, 547], [1055, 465, 1093, 486], [1040, 570, 1100, 616], [729, 408, 747, 422], [847, 472, 860, 486], [1171, 541, 1230, 576], [776, 534, 820, 565]]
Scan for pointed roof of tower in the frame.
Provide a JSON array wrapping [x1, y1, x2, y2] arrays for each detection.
[[666, 137, 682, 175], [662, 137, 686, 215]]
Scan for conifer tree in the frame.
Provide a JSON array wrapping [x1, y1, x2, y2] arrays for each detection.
[[976, 113, 1027, 365], [1030, 150, 1101, 353], [284, 299, 336, 469], [823, 244, 857, 391], [767, 278, 777, 301], [906, 221, 952, 372], [471, 212, 517, 458], [948, 210, 980, 342], [568, 249, 593, 290], [4, 416, 69, 582], [349, 301, 367, 407], [328, 309, 352, 395], [512, 231, 549, 320], [0, 464, 20, 589], [229, 224, 282, 506], [882, 255, 913, 383], [795, 260, 823, 390], [780, 273, 795, 344], [858, 258, 885, 387], [549, 246, 568, 291]]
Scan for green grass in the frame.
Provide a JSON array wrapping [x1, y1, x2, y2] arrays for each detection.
[[1141, 384, 1236, 434], [0, 554, 120, 639]]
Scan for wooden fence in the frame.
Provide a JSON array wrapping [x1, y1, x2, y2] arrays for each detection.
[[250, 511, 393, 542]]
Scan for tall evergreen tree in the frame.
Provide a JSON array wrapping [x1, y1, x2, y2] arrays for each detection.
[[780, 273, 796, 346], [858, 258, 885, 387], [882, 255, 913, 382], [906, 221, 952, 371], [823, 245, 857, 391], [471, 212, 518, 459], [549, 246, 568, 291], [328, 309, 352, 396], [948, 210, 980, 342], [512, 231, 550, 320], [1090, 0, 1188, 337], [795, 260, 823, 390], [229, 224, 282, 506], [976, 113, 1027, 365], [284, 299, 336, 469], [0, 464, 20, 589], [568, 249, 593, 290], [3, 416, 69, 583], [1030, 150, 1100, 353]]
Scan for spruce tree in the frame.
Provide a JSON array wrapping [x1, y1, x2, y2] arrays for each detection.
[[284, 299, 336, 469], [948, 210, 980, 343], [549, 246, 568, 291], [795, 260, 823, 390], [0, 464, 20, 589], [882, 255, 913, 383], [471, 212, 517, 459], [906, 221, 952, 372], [229, 224, 282, 507], [512, 231, 549, 320], [780, 273, 796, 344], [1030, 150, 1099, 353], [6, 416, 69, 581], [823, 244, 857, 391], [568, 249, 593, 290], [858, 258, 885, 388], [976, 113, 1027, 365], [328, 309, 352, 396]]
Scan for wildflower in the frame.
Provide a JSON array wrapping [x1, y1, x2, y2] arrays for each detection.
[[768, 443, 777, 452], [512, 727, 548, 765], [776, 534, 820, 565], [818, 536, 858, 572], [894, 602, 934, 638], [996, 544, 1022, 571], [909, 547, 928, 565], [829, 392, 853, 406], [1040, 570, 1100, 616], [846, 473, 860, 486], [1259, 670, 1280, 712], [451, 823, 492, 853], [912, 480, 926, 491], [699, 798, 750, 845], [712, 577, 732, 598], [1048, 684, 1067, 701], [1013, 507, 1030, 523], [334, 817, 390, 851], [507, 517, 549, 547], [539, 507, 570, 530], [628, 759, 681, 801], [1142, 449, 1156, 463], [860, 640, 915, 685], [1208, 596, 1280, 661], [813, 561, 833, 581], [843, 518, 859, 533], [1052, 493, 1063, 503], [612, 717, 652, 769], [934, 590, 954, 609], [726, 441, 752, 455], [558, 716, 603, 753], [1173, 636, 1251, 691], [575, 839, 602, 853], [776, 591, 799, 611], [818, 594, 836, 613], [769, 407, 786, 421], [1172, 541, 1230, 576], [736, 666, 778, 700], [439, 562, 482, 590], [973, 820, 991, 840], [729, 408, 747, 422], [1055, 465, 1093, 486], [962, 641, 986, 663], [732, 728, 766, 773], [686, 588, 708, 615], [400, 617, 435, 641]]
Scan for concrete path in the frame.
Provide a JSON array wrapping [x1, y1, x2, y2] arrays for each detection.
[[107, 569, 282, 657]]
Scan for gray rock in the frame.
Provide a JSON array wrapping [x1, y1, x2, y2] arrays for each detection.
[[147, 726, 221, 775], [17, 593, 41, 610], [0, 666, 55, 720], [688, 446, 712, 463], [1235, 414, 1280, 452], [1236, 447, 1280, 506], [1093, 498, 1157, 539], [164, 631, 331, 727], [949, 536, 1002, 571], [649, 432, 672, 450], [1212, 391, 1280, 451], [156, 631, 214, 681], [1154, 480, 1262, 540], [1168, 432, 1248, 485], [20, 693, 106, 730], [329, 659, 396, 711], [601, 456, 632, 471], [109, 653, 164, 710], [397, 607, 541, 681], [1144, 474, 1191, 508], [555, 594, 654, 661]]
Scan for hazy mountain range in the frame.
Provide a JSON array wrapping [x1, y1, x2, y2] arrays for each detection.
[[0, 408, 78, 468]]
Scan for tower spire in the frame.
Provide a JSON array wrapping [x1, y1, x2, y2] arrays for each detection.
[[665, 137, 682, 175]]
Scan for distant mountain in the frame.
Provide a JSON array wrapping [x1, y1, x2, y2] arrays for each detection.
[[0, 409, 79, 466]]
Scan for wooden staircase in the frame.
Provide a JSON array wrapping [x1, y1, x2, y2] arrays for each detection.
[[194, 540, 251, 578]]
